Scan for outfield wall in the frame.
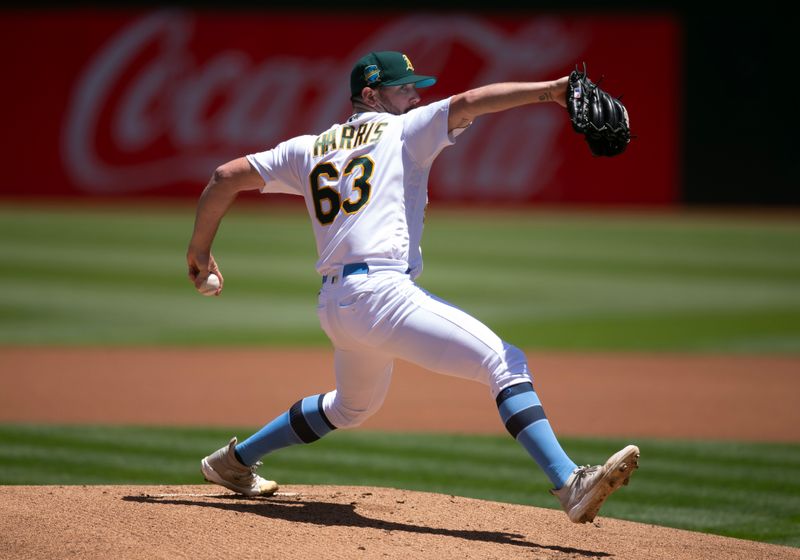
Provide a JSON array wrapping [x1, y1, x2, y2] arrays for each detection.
[[0, 9, 679, 205]]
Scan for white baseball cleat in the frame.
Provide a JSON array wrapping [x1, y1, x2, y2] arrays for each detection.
[[551, 444, 640, 523], [201, 437, 279, 497]]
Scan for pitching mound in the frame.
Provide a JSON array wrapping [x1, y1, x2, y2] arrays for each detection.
[[2, 485, 797, 560]]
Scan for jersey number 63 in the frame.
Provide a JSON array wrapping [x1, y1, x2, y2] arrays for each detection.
[[309, 156, 375, 225]]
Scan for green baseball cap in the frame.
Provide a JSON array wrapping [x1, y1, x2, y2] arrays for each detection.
[[350, 51, 437, 98]]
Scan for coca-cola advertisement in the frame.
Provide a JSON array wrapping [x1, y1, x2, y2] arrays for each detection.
[[0, 9, 680, 204]]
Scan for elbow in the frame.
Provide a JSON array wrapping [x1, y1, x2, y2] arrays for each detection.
[[204, 167, 238, 197], [211, 162, 238, 184], [207, 157, 262, 193]]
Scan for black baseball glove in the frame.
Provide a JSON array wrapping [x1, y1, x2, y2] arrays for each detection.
[[566, 64, 631, 157]]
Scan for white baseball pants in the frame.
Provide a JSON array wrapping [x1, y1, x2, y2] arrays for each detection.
[[316, 265, 533, 429]]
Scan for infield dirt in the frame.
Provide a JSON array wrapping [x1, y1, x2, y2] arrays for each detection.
[[1, 348, 799, 559]]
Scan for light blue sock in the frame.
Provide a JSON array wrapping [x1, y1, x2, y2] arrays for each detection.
[[235, 394, 336, 466], [496, 382, 577, 488]]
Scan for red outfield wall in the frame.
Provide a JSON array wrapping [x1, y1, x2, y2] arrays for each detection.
[[0, 10, 680, 204]]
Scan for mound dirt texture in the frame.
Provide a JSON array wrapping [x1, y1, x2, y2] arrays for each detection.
[[1, 348, 799, 559], [2, 485, 798, 560]]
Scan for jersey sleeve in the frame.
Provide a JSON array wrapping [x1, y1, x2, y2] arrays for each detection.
[[246, 136, 312, 196], [401, 97, 457, 168]]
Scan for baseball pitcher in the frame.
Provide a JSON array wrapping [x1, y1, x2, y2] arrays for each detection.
[[187, 50, 638, 524]]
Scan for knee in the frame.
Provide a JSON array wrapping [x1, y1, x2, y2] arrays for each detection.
[[323, 396, 383, 429], [326, 406, 374, 428], [503, 342, 529, 372], [486, 342, 532, 397]]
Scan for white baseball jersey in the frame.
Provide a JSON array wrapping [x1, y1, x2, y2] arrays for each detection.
[[246, 97, 456, 279]]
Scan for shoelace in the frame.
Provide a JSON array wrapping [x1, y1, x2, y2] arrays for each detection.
[[573, 465, 600, 482], [230, 459, 264, 483]]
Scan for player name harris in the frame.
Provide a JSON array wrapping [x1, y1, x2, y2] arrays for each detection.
[[313, 121, 388, 157]]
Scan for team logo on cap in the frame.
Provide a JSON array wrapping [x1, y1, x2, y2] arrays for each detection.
[[364, 64, 381, 85], [402, 54, 414, 71]]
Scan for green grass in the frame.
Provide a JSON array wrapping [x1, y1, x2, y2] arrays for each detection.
[[1, 202, 799, 351], [2, 203, 798, 548], [1, 424, 798, 547]]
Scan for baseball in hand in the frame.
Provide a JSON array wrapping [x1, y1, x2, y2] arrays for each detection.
[[198, 273, 220, 296]]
